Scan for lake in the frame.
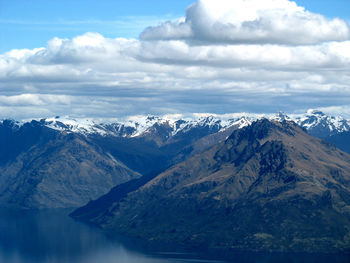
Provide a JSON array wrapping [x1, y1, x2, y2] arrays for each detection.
[[0, 209, 349, 263]]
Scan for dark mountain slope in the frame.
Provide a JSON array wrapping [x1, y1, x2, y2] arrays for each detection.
[[88, 135, 167, 175], [0, 132, 140, 208], [89, 118, 236, 174], [72, 119, 350, 253], [71, 125, 241, 217], [70, 169, 162, 221], [0, 120, 57, 165], [325, 131, 350, 154], [0, 117, 240, 208]]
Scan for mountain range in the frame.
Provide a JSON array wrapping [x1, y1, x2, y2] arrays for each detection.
[[0, 115, 245, 208], [0, 110, 349, 209], [0, 120, 140, 208], [72, 119, 350, 253], [1, 109, 350, 252], [19, 109, 350, 140]]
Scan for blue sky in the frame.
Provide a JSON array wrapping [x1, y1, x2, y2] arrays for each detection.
[[0, 0, 350, 119], [1, 0, 349, 53], [0, 0, 192, 53]]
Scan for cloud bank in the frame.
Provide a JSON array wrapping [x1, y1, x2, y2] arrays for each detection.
[[1, 0, 350, 119], [141, 0, 350, 45]]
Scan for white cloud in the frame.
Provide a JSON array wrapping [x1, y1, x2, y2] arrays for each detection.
[[316, 105, 350, 118], [139, 40, 350, 70], [27, 33, 140, 65], [0, 0, 350, 119], [141, 0, 350, 45], [0, 94, 72, 106]]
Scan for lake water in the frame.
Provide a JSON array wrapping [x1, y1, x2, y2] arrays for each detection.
[[0, 209, 349, 263]]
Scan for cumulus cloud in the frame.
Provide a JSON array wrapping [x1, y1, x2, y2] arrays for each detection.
[[0, 94, 71, 106], [0, 0, 350, 119], [141, 0, 350, 45], [138, 40, 350, 70]]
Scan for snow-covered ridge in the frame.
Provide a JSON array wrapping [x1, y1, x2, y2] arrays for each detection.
[[42, 117, 109, 135], [37, 115, 254, 138], [291, 110, 350, 137], [1, 110, 349, 138]]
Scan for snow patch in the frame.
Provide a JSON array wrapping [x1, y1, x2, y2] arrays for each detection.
[[11, 110, 349, 139]]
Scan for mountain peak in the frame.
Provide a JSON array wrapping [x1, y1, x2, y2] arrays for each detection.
[[228, 118, 298, 142], [3, 109, 349, 141], [72, 116, 350, 253], [295, 110, 349, 137], [278, 111, 291, 120], [306, 109, 326, 116]]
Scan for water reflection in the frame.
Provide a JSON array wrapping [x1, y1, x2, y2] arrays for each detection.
[[0, 209, 349, 263], [0, 209, 223, 263]]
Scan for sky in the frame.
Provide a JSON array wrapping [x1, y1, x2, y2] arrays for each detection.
[[0, 0, 350, 119]]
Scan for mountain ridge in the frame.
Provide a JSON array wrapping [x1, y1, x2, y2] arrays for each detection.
[[1, 110, 350, 209], [71, 119, 350, 253], [2, 110, 348, 143], [0, 122, 141, 208]]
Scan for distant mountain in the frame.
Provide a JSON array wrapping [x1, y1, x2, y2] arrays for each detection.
[[292, 110, 350, 155], [0, 120, 57, 165], [72, 119, 350, 253], [1, 110, 349, 208], [26, 111, 350, 161], [39, 115, 249, 139], [0, 116, 249, 208], [48, 111, 350, 161], [292, 110, 350, 138], [36, 111, 350, 140], [0, 120, 140, 208], [45, 116, 252, 174], [326, 131, 350, 154], [0, 115, 252, 208]]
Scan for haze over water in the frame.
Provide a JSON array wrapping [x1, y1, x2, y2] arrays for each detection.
[[0, 209, 348, 263], [0, 209, 226, 263]]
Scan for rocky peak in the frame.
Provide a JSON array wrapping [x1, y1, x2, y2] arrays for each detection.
[[271, 111, 292, 122], [0, 119, 23, 131], [215, 119, 294, 167], [71, 115, 350, 253], [307, 109, 326, 116], [294, 110, 350, 138], [228, 118, 298, 143]]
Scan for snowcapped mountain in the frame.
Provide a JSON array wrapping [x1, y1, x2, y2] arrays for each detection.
[[291, 110, 350, 138], [1, 110, 349, 141], [0, 115, 255, 177], [33, 115, 253, 139], [1, 110, 349, 209], [72, 118, 350, 253]]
